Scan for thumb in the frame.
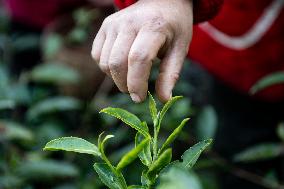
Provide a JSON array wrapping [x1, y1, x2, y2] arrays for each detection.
[[156, 44, 188, 103]]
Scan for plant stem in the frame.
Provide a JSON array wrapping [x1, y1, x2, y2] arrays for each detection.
[[153, 120, 159, 160]]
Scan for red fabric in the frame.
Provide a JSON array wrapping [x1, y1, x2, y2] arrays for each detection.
[[4, 0, 85, 28], [189, 0, 284, 101], [114, 0, 224, 23], [5, 0, 284, 101]]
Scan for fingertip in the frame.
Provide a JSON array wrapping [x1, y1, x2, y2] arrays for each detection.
[[156, 89, 172, 103], [155, 76, 172, 103], [130, 93, 142, 103]]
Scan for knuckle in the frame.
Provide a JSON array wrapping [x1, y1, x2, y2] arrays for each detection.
[[170, 72, 180, 83], [102, 14, 114, 27], [99, 62, 110, 73], [125, 18, 135, 26], [91, 50, 100, 63], [147, 15, 170, 33], [129, 51, 150, 63], [109, 60, 122, 71]]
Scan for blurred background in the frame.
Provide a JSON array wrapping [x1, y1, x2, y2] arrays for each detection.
[[0, 0, 284, 189]]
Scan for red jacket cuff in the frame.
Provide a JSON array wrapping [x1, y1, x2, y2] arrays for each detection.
[[114, 0, 223, 23]]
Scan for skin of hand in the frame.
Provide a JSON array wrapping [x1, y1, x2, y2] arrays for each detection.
[[91, 0, 193, 103]]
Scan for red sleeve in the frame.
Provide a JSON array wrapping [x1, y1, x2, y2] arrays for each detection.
[[114, 0, 224, 23]]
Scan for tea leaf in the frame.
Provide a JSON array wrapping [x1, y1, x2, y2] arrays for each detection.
[[157, 165, 202, 189], [148, 148, 172, 179], [16, 160, 79, 180], [277, 123, 284, 142], [250, 71, 284, 94], [135, 132, 152, 167], [43, 34, 63, 59], [117, 138, 150, 171], [181, 139, 212, 169], [159, 96, 183, 123], [27, 96, 82, 120], [128, 186, 146, 189], [44, 137, 101, 156], [0, 120, 34, 141], [0, 99, 15, 110], [160, 118, 190, 154], [234, 143, 283, 162], [28, 63, 81, 85], [98, 134, 116, 170], [157, 96, 182, 136], [148, 92, 158, 125], [0, 175, 23, 189], [93, 163, 127, 189], [100, 107, 149, 137], [195, 106, 217, 140], [141, 170, 152, 186]]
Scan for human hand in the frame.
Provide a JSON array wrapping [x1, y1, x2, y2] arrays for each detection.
[[91, 0, 193, 103]]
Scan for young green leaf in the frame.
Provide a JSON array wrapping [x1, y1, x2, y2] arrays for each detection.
[[117, 138, 150, 171], [159, 118, 190, 154], [277, 123, 284, 142], [128, 185, 146, 189], [181, 139, 212, 169], [148, 92, 158, 125], [135, 132, 152, 167], [250, 71, 284, 94], [234, 143, 284, 162], [100, 107, 149, 137], [159, 96, 183, 124], [141, 170, 152, 187], [93, 163, 127, 189], [44, 137, 101, 157], [148, 148, 172, 179], [98, 134, 116, 171], [152, 96, 182, 159]]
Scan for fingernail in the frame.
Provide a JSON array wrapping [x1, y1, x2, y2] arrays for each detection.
[[130, 93, 141, 103]]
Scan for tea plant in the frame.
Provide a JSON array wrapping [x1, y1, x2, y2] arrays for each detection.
[[44, 93, 212, 189]]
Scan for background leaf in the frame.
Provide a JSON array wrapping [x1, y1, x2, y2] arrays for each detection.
[[43, 34, 63, 59], [277, 123, 284, 142], [195, 106, 217, 141], [157, 165, 202, 189], [27, 96, 82, 120], [234, 143, 284, 162], [16, 160, 79, 181], [0, 99, 15, 110], [0, 120, 34, 141], [250, 72, 284, 94], [28, 63, 81, 85]]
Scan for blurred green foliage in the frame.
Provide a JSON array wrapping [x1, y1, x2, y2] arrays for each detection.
[[0, 6, 283, 189]]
